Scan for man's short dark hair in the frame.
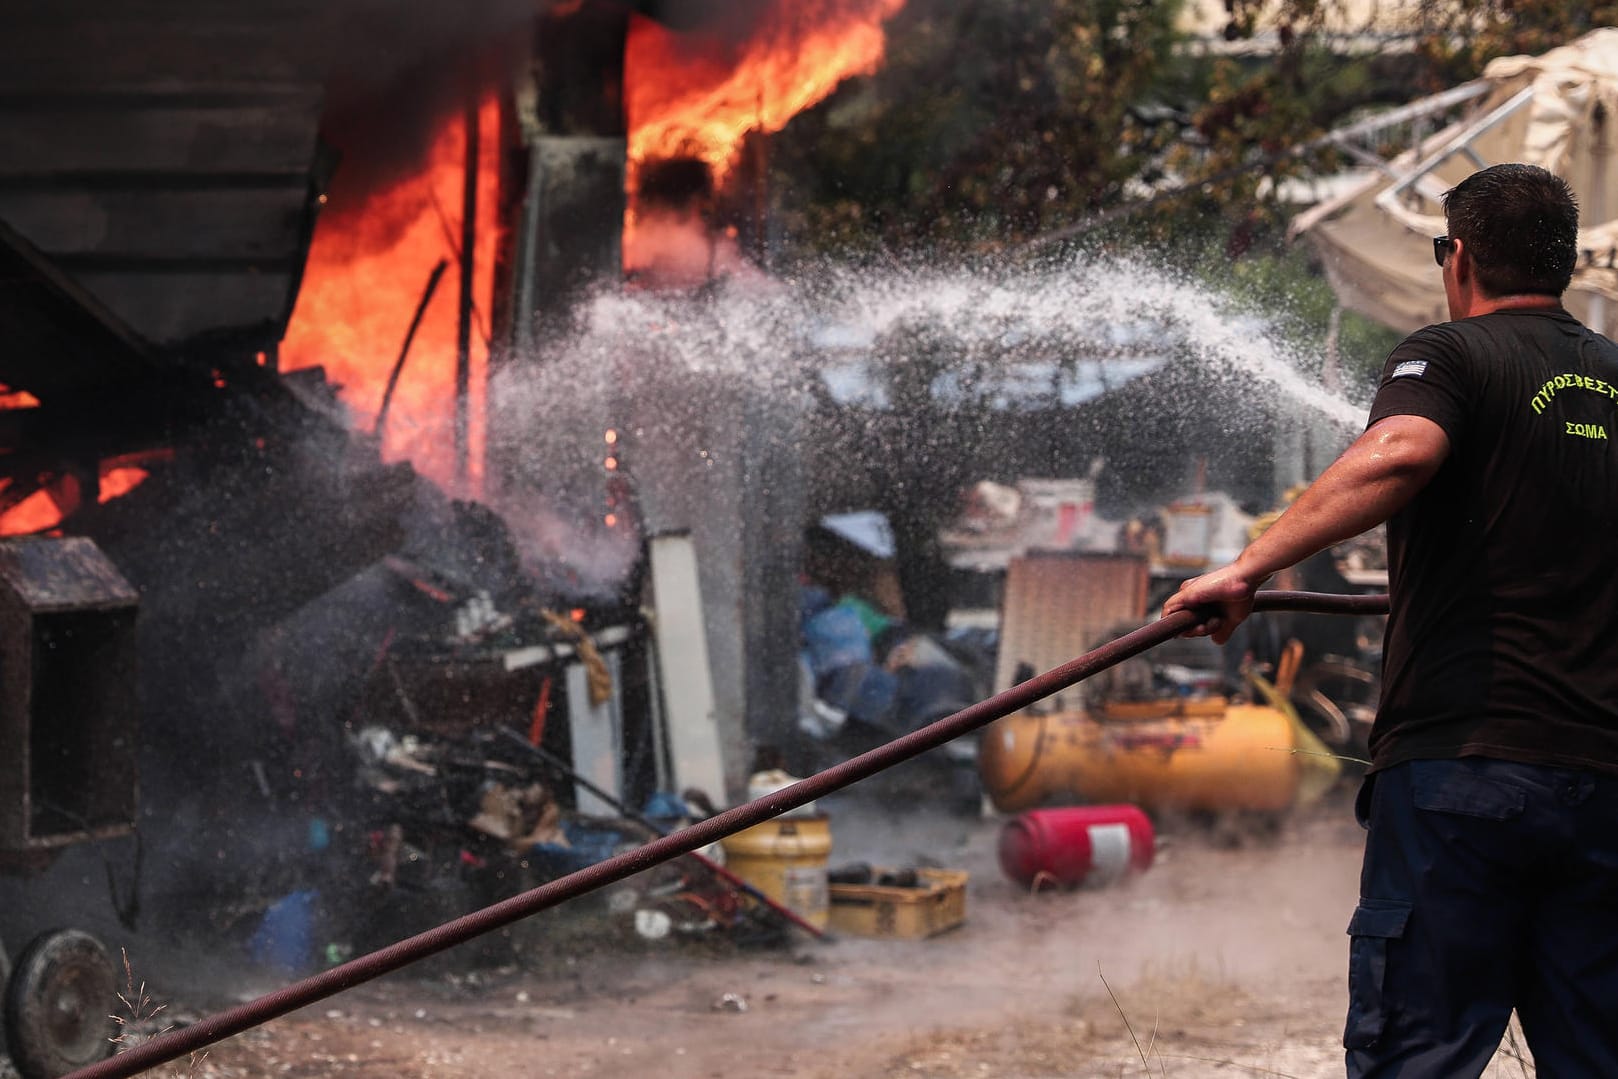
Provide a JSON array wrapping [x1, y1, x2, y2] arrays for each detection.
[[1443, 163, 1579, 297]]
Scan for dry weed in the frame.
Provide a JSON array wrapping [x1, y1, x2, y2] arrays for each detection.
[[109, 949, 208, 1078]]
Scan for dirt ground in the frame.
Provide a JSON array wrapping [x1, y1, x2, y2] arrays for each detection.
[[77, 786, 1538, 1079]]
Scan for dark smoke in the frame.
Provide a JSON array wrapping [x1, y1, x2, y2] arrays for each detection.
[[310, 1, 541, 252], [637, 156, 715, 213]]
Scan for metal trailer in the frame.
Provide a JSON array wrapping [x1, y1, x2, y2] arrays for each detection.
[[0, 537, 138, 1078]]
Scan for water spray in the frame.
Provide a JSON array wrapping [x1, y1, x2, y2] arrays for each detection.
[[69, 589, 1388, 1079]]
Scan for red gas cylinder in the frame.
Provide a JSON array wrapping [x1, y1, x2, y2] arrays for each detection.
[[998, 805, 1155, 890]]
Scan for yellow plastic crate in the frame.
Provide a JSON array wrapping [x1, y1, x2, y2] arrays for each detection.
[[827, 867, 968, 939]]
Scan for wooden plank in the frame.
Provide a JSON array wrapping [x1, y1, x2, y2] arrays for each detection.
[[0, 42, 318, 92], [0, 218, 160, 399], [993, 552, 1150, 705], [566, 653, 625, 817], [647, 531, 728, 803], [0, 536, 140, 611], [9, 0, 321, 22]]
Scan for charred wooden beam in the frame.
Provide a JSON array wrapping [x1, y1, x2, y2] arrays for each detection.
[[0, 218, 161, 400]]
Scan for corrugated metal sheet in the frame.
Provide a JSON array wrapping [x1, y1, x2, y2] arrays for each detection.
[[993, 552, 1149, 707], [0, 1, 332, 361]]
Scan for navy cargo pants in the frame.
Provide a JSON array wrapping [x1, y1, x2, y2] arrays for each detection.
[[1346, 757, 1618, 1077]]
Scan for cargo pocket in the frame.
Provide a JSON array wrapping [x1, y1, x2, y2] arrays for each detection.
[[1353, 773, 1376, 829], [1410, 763, 1525, 820], [1343, 899, 1410, 1050]]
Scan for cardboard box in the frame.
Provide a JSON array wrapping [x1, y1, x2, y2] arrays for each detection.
[[828, 867, 968, 939]]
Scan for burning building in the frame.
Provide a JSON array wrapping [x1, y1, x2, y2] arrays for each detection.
[[268, 0, 912, 783], [0, 0, 912, 977]]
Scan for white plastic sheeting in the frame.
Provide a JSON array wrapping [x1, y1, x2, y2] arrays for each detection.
[[1292, 28, 1618, 335]]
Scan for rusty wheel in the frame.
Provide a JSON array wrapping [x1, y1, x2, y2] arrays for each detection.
[[3, 929, 117, 1079]]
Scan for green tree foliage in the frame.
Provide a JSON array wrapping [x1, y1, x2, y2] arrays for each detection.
[[777, 0, 1618, 258], [1232, 0, 1618, 79], [770, 0, 1184, 254], [1176, 1, 1618, 225]]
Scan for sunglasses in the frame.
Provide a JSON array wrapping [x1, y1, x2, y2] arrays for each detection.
[[1433, 235, 1454, 267]]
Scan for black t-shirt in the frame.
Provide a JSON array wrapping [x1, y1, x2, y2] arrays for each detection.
[[1365, 306, 1618, 775]]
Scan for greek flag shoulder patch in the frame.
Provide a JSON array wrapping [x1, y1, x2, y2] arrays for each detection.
[[1391, 360, 1428, 380]]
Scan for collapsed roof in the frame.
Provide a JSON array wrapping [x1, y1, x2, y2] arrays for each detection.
[[1292, 27, 1618, 335]]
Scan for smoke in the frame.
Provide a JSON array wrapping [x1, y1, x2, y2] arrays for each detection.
[[486, 497, 643, 599], [310, 0, 538, 249], [310, 0, 741, 215]]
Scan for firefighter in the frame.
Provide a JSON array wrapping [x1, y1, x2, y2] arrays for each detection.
[[1164, 163, 1618, 1076]]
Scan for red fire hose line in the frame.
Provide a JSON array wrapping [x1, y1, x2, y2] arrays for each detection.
[[71, 589, 1388, 1079]]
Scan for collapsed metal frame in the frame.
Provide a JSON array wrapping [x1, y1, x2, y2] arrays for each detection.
[[69, 589, 1389, 1079], [1366, 86, 1535, 217], [1301, 69, 1617, 333], [1312, 80, 1493, 198]]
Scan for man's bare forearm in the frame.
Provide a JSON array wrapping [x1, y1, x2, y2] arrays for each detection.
[[1235, 414, 1449, 582], [1161, 415, 1447, 642]]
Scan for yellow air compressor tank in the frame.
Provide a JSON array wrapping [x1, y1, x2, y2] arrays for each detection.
[[978, 698, 1303, 815]]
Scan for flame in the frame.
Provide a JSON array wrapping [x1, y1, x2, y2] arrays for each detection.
[[0, 457, 157, 536], [0, 384, 40, 410], [624, 0, 905, 270], [281, 98, 501, 495], [99, 467, 150, 502], [277, 3, 905, 483], [0, 483, 70, 536], [626, 0, 904, 183]]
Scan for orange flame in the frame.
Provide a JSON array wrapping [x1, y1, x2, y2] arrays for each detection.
[[0, 384, 40, 410], [626, 1, 904, 183], [0, 484, 70, 536], [281, 99, 500, 495], [279, 4, 905, 483], [624, 0, 903, 273], [99, 467, 150, 502], [0, 459, 156, 536]]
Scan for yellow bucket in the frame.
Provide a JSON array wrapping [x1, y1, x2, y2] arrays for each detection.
[[719, 815, 833, 930]]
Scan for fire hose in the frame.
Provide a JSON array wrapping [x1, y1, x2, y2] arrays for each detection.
[[70, 589, 1388, 1079]]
